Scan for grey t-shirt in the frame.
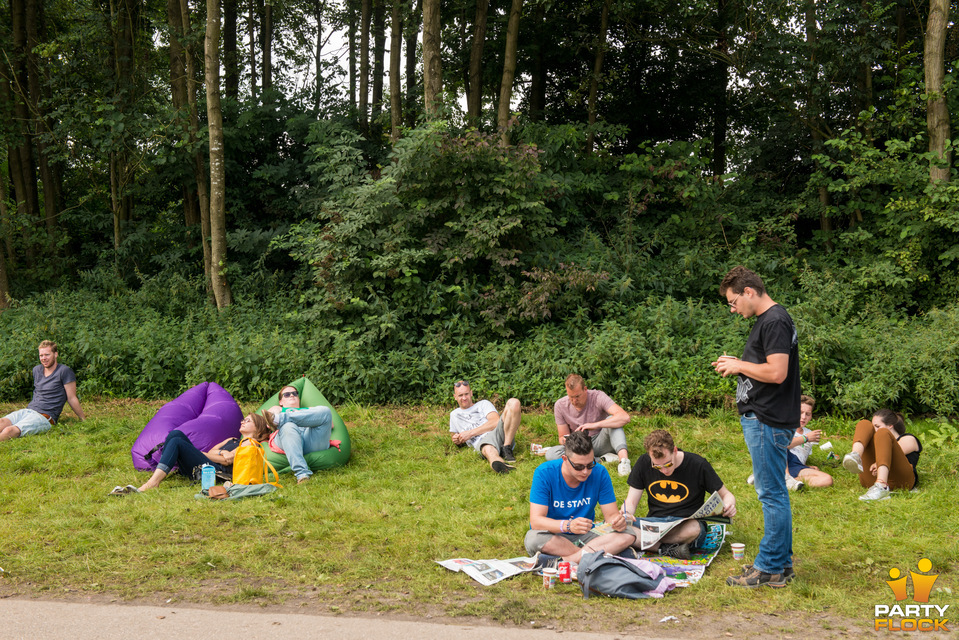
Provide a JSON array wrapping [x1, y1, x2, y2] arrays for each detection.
[[27, 363, 77, 423]]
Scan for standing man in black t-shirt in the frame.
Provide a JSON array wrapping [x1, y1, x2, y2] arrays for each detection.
[[621, 429, 736, 560], [712, 266, 800, 589]]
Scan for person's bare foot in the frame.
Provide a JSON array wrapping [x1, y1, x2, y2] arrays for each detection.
[[297, 476, 310, 484]]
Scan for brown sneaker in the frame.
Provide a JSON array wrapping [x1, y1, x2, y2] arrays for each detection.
[[726, 565, 788, 588], [742, 563, 795, 582]]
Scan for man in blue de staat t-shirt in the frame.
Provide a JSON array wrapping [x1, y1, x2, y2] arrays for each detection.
[[525, 430, 639, 564], [0, 340, 85, 442]]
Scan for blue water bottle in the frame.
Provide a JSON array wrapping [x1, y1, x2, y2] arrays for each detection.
[[201, 464, 215, 491]]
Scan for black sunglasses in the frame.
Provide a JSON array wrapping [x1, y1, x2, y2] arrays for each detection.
[[454, 380, 470, 388], [564, 457, 596, 471], [281, 390, 299, 398]]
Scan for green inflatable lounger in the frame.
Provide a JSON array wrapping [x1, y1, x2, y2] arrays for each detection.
[[257, 377, 351, 473]]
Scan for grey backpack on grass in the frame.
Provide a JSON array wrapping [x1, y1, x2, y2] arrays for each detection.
[[577, 551, 663, 599]]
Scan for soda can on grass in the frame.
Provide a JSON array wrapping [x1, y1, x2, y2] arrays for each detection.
[[558, 561, 572, 584]]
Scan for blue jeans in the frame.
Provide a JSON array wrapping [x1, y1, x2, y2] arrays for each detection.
[[156, 430, 224, 479], [741, 413, 793, 574], [274, 406, 333, 481]]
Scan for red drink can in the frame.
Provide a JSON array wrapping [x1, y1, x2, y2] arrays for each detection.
[[558, 561, 572, 584]]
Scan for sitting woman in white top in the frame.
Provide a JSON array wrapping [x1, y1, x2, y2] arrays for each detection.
[[266, 385, 333, 485]]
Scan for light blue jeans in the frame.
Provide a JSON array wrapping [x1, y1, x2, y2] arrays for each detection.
[[741, 412, 793, 574], [274, 406, 333, 481], [544, 427, 627, 461]]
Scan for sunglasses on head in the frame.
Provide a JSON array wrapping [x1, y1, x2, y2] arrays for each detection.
[[281, 390, 299, 398], [454, 380, 469, 388], [565, 456, 596, 471]]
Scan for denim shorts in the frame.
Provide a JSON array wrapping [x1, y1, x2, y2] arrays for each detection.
[[2, 409, 54, 436]]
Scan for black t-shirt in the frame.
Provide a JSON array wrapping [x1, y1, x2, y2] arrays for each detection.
[[627, 451, 724, 518], [736, 303, 801, 430]]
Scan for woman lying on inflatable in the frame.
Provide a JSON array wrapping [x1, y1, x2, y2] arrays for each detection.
[[133, 412, 275, 493]]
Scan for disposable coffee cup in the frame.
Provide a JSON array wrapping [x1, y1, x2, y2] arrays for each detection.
[[731, 543, 745, 560], [819, 441, 833, 452], [542, 568, 557, 589]]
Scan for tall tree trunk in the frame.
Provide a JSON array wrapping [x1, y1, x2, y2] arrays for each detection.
[[8, 0, 40, 240], [404, 0, 420, 126], [248, 0, 258, 99], [806, 0, 833, 245], [585, 0, 609, 154], [0, 174, 9, 308], [496, 0, 522, 138], [0, 75, 34, 268], [206, 0, 233, 308], [372, 0, 386, 125], [168, 0, 200, 228], [262, 0, 273, 91], [179, 0, 211, 266], [348, 0, 357, 111], [711, 0, 728, 175], [466, 0, 489, 123], [359, 0, 371, 133], [25, 0, 60, 249], [314, 0, 324, 112], [389, 0, 403, 140], [0, 165, 14, 270], [924, 0, 951, 183], [224, 0, 238, 100], [422, 0, 442, 117], [109, 0, 138, 249], [527, 3, 545, 122]]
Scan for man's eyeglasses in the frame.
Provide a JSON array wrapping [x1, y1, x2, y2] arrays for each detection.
[[651, 460, 674, 470], [727, 292, 742, 308], [281, 391, 299, 399], [454, 380, 469, 388], [565, 457, 596, 471]]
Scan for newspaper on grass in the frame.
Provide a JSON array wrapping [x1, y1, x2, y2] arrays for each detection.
[[437, 557, 538, 586]]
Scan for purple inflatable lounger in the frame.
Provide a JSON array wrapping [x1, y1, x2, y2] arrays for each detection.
[[130, 382, 243, 471]]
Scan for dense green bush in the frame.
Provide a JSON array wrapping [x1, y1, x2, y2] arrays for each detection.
[[4, 276, 959, 419]]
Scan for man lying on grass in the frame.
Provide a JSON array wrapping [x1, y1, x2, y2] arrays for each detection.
[[621, 429, 737, 559], [525, 430, 639, 564], [449, 380, 521, 474]]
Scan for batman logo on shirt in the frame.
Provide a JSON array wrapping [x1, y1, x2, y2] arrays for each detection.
[[649, 480, 689, 503]]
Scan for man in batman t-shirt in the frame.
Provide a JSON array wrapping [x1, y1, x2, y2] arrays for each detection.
[[620, 429, 736, 560]]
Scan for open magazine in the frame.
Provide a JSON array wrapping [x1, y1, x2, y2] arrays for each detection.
[[436, 557, 538, 586]]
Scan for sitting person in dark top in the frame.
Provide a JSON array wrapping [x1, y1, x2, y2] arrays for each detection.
[[621, 429, 737, 559], [842, 409, 922, 501]]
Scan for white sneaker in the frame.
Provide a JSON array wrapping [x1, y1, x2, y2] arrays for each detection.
[[860, 482, 891, 501], [843, 451, 863, 474], [600, 452, 619, 463], [786, 476, 805, 492], [618, 458, 632, 477], [746, 474, 754, 485]]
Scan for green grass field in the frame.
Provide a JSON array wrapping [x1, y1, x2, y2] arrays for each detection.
[[0, 399, 956, 636]]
